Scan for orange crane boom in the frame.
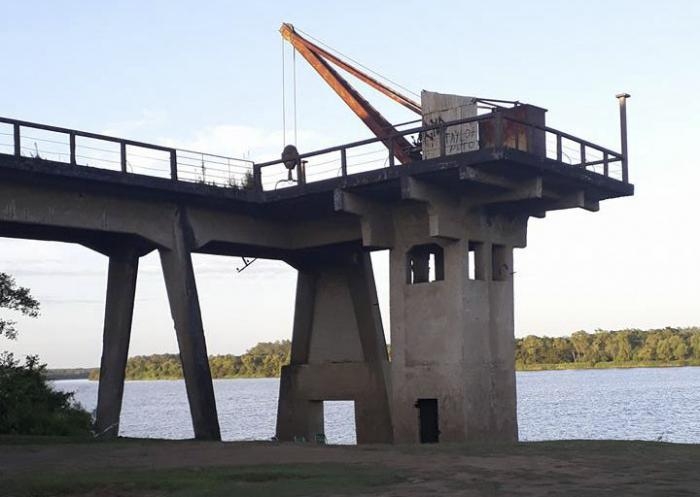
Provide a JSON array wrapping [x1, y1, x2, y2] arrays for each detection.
[[280, 23, 420, 164]]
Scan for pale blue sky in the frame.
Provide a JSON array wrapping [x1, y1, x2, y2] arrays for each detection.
[[1, 0, 699, 367]]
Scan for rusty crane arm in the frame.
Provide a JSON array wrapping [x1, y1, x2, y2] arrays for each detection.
[[280, 23, 419, 164]]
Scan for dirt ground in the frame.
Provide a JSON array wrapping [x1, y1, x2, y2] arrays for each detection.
[[1, 438, 699, 496]]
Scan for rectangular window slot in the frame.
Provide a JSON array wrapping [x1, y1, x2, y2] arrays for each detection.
[[468, 241, 485, 280], [407, 244, 444, 284]]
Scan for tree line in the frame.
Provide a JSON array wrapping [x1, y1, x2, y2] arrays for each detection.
[[88, 340, 291, 380], [516, 327, 700, 369], [86, 327, 700, 381]]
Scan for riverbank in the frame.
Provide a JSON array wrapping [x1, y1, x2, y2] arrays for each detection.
[[2, 437, 699, 496], [518, 359, 700, 371], [53, 360, 700, 381]]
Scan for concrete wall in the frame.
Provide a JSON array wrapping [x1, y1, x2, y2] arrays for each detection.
[[421, 91, 478, 159], [389, 201, 526, 443]]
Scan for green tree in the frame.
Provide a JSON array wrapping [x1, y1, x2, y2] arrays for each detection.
[[570, 331, 590, 363], [0, 273, 40, 340], [1, 272, 91, 436], [690, 331, 700, 359]]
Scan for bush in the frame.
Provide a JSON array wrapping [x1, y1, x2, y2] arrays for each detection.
[[0, 352, 92, 436]]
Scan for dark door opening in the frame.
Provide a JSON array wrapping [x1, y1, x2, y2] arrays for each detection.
[[416, 398, 439, 443]]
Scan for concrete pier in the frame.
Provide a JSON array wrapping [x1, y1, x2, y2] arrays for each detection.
[[276, 251, 393, 443], [94, 246, 140, 437], [160, 209, 221, 441], [389, 193, 524, 442]]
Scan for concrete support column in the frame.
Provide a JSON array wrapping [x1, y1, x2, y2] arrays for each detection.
[[160, 211, 220, 441], [347, 253, 393, 443], [277, 269, 324, 442], [276, 365, 324, 442], [94, 247, 139, 438], [276, 250, 393, 444]]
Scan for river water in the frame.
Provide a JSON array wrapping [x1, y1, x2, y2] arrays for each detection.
[[53, 367, 700, 444]]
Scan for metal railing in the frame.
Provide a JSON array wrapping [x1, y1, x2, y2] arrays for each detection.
[[254, 111, 628, 192], [0, 112, 628, 196], [0, 116, 254, 189]]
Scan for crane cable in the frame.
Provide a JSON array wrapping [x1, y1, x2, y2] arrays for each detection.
[[296, 26, 420, 100], [281, 38, 299, 147], [293, 47, 298, 146], [281, 37, 286, 147]]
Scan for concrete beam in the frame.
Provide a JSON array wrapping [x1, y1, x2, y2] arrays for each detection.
[[459, 166, 523, 190], [400, 177, 462, 241], [94, 246, 140, 438], [543, 190, 600, 212], [333, 190, 393, 248], [478, 177, 543, 204], [160, 209, 220, 441], [0, 183, 176, 249]]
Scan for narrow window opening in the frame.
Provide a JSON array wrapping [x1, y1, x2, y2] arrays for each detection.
[[492, 244, 508, 281], [468, 241, 485, 280], [406, 244, 444, 284]]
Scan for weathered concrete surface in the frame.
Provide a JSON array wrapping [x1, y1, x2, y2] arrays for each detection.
[[94, 246, 140, 438], [159, 208, 220, 441], [388, 179, 527, 443], [276, 252, 392, 444], [421, 91, 478, 158]]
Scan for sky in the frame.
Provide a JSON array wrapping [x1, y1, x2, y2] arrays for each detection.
[[1, 0, 699, 367]]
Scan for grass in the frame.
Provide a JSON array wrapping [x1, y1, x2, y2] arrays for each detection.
[[3, 436, 700, 496], [1, 462, 402, 497]]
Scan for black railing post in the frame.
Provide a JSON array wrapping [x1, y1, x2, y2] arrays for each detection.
[[439, 124, 446, 157], [556, 134, 562, 162], [120, 142, 127, 173], [603, 152, 609, 177], [494, 111, 504, 150], [580, 143, 586, 168], [69, 133, 76, 165], [388, 138, 395, 167], [13, 123, 20, 157], [253, 164, 262, 193], [170, 150, 178, 180], [340, 148, 348, 177]]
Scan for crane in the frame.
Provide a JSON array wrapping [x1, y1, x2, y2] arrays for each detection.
[[279, 23, 421, 164]]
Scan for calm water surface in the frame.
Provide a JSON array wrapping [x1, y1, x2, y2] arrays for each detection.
[[53, 367, 700, 444]]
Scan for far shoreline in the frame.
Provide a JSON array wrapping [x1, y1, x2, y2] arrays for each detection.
[[49, 360, 700, 381]]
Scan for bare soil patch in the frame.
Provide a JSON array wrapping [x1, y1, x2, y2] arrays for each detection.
[[1, 438, 698, 496]]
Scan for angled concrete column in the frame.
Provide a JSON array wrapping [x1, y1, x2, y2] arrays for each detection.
[[94, 247, 139, 438], [346, 253, 393, 443], [277, 269, 324, 442], [276, 251, 393, 444], [160, 210, 220, 441]]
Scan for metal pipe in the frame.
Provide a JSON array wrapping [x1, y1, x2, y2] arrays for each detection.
[[616, 93, 631, 183]]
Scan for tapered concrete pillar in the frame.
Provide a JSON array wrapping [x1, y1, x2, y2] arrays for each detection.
[[94, 247, 139, 438], [276, 250, 393, 444], [160, 210, 220, 441]]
